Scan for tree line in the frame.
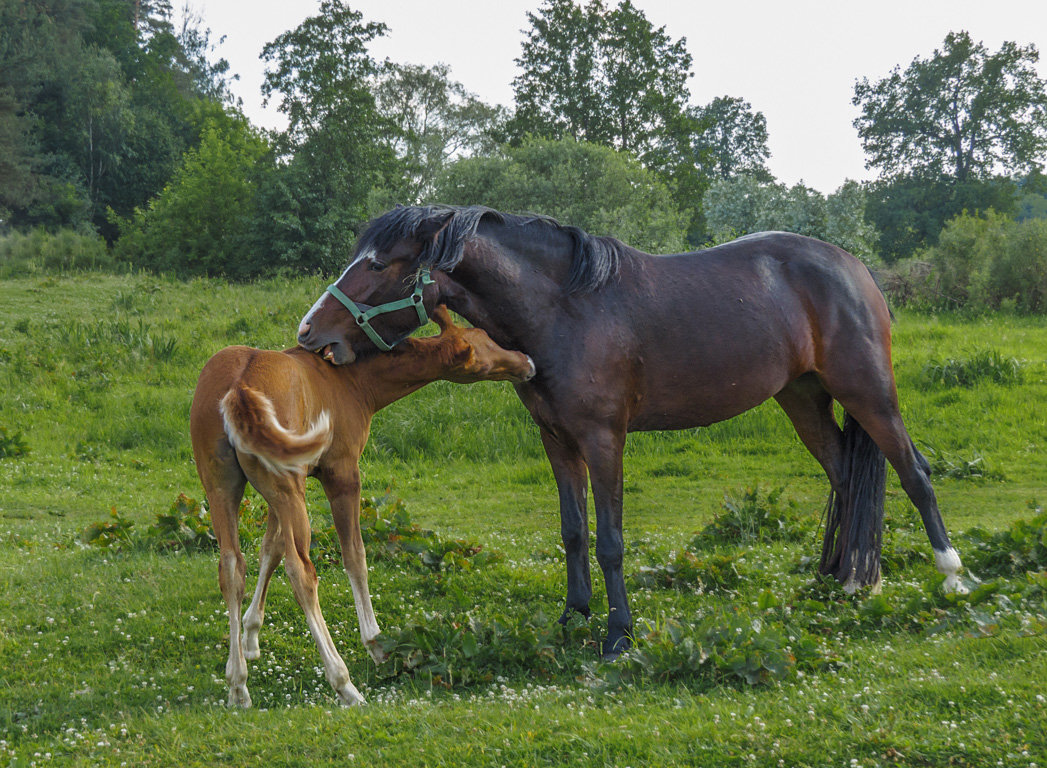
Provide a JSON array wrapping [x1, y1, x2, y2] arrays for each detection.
[[2, 0, 1046, 298]]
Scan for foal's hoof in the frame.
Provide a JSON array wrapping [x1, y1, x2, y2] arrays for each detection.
[[337, 683, 366, 707], [366, 639, 388, 665], [227, 685, 252, 709]]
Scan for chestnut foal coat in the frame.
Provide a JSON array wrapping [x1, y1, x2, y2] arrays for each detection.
[[190, 306, 534, 707]]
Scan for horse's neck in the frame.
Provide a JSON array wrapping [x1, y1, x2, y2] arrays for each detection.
[[447, 232, 567, 347]]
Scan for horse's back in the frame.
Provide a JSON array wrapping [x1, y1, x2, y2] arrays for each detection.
[[619, 233, 890, 430]]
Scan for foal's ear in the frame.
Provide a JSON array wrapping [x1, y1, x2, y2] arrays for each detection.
[[431, 304, 454, 333], [415, 210, 455, 242]]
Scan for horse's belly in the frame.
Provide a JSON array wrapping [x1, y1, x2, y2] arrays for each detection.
[[629, 381, 778, 431]]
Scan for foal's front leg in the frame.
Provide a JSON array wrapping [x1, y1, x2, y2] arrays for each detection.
[[540, 429, 593, 623], [321, 464, 384, 663]]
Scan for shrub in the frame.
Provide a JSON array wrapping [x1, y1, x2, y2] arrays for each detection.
[[111, 117, 273, 279], [436, 136, 689, 255], [884, 211, 1047, 312]]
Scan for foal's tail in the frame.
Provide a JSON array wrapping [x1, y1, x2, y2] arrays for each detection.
[[819, 414, 887, 591], [219, 385, 331, 476]]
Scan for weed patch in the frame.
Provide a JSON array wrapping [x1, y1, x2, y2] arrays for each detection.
[[920, 443, 1005, 481], [920, 348, 1025, 388], [375, 612, 596, 688], [692, 486, 814, 547], [964, 501, 1047, 577], [633, 550, 747, 593], [81, 492, 499, 573], [606, 611, 833, 689], [0, 425, 30, 458]]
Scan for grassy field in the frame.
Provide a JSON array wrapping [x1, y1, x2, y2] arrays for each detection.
[[1, 272, 1046, 766]]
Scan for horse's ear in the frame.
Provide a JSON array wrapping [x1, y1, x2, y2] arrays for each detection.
[[415, 210, 454, 242]]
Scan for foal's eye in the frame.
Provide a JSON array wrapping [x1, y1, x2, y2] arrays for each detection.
[[368, 261, 388, 272]]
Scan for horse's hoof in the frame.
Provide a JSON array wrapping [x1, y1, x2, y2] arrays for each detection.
[[601, 634, 631, 659], [558, 606, 591, 625]]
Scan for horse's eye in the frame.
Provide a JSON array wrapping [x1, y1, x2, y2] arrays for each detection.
[[368, 261, 388, 272]]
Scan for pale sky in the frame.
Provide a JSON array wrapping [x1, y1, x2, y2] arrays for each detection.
[[195, 0, 1047, 194]]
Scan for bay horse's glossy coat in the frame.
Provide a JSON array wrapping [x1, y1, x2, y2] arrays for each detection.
[[296, 205, 967, 656], [190, 306, 534, 706]]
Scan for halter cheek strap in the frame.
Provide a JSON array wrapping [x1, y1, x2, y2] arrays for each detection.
[[325, 268, 435, 352]]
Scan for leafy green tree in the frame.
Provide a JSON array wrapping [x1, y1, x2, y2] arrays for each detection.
[[436, 136, 689, 254], [509, 0, 692, 162], [112, 116, 272, 278], [853, 31, 1046, 259], [864, 174, 1017, 262], [0, 0, 238, 233], [509, 0, 607, 145], [690, 96, 771, 181], [853, 31, 1047, 183], [260, 0, 399, 271], [703, 177, 879, 266], [374, 62, 506, 203]]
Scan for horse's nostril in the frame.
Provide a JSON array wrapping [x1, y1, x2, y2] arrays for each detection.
[[298, 320, 311, 339]]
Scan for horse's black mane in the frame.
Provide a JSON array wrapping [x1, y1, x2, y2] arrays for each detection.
[[354, 204, 628, 294]]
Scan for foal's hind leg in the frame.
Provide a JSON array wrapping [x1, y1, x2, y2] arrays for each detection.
[[242, 511, 285, 660], [197, 457, 252, 707], [246, 465, 365, 706]]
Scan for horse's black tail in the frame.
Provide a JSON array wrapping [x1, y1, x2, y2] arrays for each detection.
[[819, 414, 886, 589]]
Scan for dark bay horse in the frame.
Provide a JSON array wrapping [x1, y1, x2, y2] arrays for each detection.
[[296, 205, 966, 655], [191, 305, 534, 706]]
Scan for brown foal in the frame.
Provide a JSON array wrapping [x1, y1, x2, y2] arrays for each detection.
[[190, 306, 534, 707]]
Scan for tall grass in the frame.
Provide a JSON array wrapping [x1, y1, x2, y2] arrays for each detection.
[[0, 228, 116, 277], [1, 275, 1046, 766]]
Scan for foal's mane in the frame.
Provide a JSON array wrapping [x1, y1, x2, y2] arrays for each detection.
[[354, 205, 628, 294]]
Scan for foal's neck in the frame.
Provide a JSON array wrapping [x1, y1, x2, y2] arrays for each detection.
[[343, 339, 449, 413]]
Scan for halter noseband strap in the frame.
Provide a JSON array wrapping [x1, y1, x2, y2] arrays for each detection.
[[325, 268, 435, 352]]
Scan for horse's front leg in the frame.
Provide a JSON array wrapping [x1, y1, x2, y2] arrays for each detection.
[[540, 428, 592, 623], [580, 428, 630, 658]]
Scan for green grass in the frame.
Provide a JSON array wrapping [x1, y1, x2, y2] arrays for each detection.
[[1, 273, 1046, 766]]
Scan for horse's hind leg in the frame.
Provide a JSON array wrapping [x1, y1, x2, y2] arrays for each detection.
[[821, 360, 966, 592], [842, 401, 965, 592], [242, 510, 285, 660], [777, 375, 893, 591], [775, 374, 845, 490]]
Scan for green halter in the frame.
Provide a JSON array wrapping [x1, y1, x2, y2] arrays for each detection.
[[326, 268, 435, 352]]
